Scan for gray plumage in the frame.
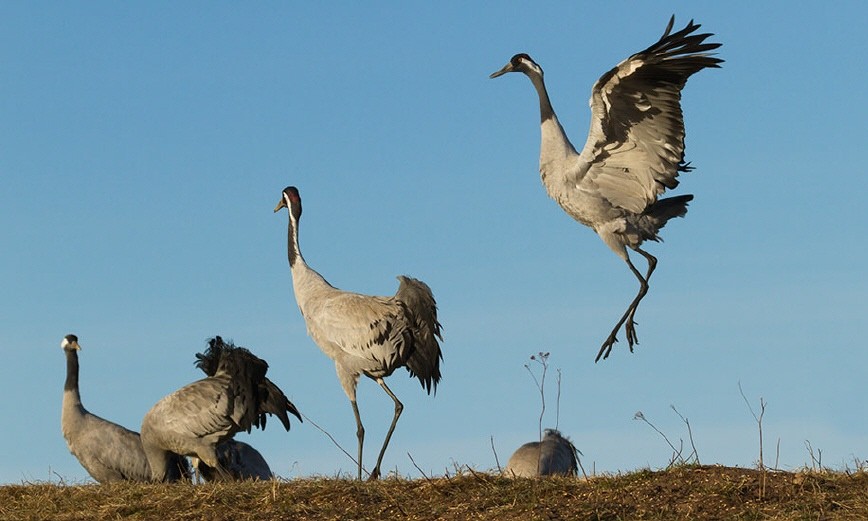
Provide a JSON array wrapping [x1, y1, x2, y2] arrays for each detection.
[[60, 334, 188, 483], [504, 429, 579, 478], [275, 186, 443, 480], [491, 17, 722, 361], [140, 336, 301, 481], [192, 440, 272, 481]]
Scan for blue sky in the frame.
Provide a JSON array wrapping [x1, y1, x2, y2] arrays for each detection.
[[2, 2, 866, 483]]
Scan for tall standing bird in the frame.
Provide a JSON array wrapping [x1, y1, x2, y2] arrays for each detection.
[[504, 429, 580, 478], [275, 186, 443, 480], [140, 336, 301, 481], [490, 17, 722, 361], [60, 334, 189, 483]]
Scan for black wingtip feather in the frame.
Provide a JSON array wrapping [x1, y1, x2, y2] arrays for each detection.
[[640, 16, 724, 69], [196, 335, 301, 432]]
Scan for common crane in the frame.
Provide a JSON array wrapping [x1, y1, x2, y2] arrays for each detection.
[[504, 429, 579, 478], [275, 186, 443, 480], [192, 440, 272, 481], [140, 336, 301, 481], [490, 17, 722, 361], [60, 334, 188, 482]]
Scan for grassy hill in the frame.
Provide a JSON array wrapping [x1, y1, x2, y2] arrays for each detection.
[[3, 465, 868, 520]]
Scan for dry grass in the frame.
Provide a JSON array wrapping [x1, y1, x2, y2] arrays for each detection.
[[3, 465, 868, 521]]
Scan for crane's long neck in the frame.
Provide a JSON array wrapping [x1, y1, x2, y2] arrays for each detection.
[[527, 70, 579, 183], [285, 210, 334, 308], [63, 348, 82, 406], [286, 213, 304, 270], [62, 348, 86, 436], [528, 71, 556, 124]]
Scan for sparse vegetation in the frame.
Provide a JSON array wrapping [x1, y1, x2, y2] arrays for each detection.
[[633, 406, 700, 468], [4, 466, 868, 520]]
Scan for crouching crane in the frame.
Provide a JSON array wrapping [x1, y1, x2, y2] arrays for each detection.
[[192, 440, 272, 481], [140, 336, 301, 481], [504, 429, 579, 478]]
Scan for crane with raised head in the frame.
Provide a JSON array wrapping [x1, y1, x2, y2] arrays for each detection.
[[275, 185, 443, 480], [60, 334, 189, 482], [491, 17, 722, 361]]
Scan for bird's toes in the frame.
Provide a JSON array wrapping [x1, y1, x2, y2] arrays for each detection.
[[625, 319, 640, 349], [596, 334, 618, 362]]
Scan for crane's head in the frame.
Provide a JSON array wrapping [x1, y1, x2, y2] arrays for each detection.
[[490, 53, 542, 79], [274, 186, 302, 219], [195, 335, 228, 376], [61, 334, 81, 351]]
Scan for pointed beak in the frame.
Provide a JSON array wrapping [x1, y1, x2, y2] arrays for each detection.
[[490, 62, 515, 79], [274, 198, 287, 213], [61, 337, 81, 350]]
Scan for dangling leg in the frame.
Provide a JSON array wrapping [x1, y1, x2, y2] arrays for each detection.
[[351, 399, 365, 480], [596, 248, 656, 362], [623, 248, 656, 346], [369, 377, 404, 481]]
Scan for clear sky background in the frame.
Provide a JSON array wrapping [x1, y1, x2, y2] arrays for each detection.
[[2, 2, 866, 484]]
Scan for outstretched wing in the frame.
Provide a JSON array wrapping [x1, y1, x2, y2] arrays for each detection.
[[577, 17, 722, 214]]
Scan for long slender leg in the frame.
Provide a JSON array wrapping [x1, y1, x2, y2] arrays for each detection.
[[351, 399, 365, 480], [596, 248, 657, 362], [624, 248, 656, 345], [368, 377, 404, 481]]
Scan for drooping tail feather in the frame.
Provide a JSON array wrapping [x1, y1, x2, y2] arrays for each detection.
[[640, 194, 693, 242], [195, 336, 301, 432], [396, 276, 443, 394], [256, 378, 302, 431]]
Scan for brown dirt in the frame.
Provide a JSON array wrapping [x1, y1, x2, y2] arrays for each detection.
[[2, 465, 867, 521]]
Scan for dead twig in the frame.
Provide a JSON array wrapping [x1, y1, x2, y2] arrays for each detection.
[[490, 436, 502, 474], [738, 382, 767, 498], [671, 405, 700, 465], [407, 453, 434, 484], [634, 411, 685, 467], [301, 412, 366, 478]]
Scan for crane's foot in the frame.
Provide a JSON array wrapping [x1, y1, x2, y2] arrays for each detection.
[[596, 331, 619, 362], [625, 315, 639, 350], [367, 467, 381, 481]]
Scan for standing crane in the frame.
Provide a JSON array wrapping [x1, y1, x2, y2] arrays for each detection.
[[490, 17, 722, 361], [275, 186, 443, 480], [140, 336, 301, 481], [60, 334, 189, 482]]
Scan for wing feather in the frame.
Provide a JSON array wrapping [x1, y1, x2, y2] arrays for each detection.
[[578, 17, 722, 214], [149, 377, 237, 442], [395, 276, 443, 394], [305, 292, 414, 371]]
